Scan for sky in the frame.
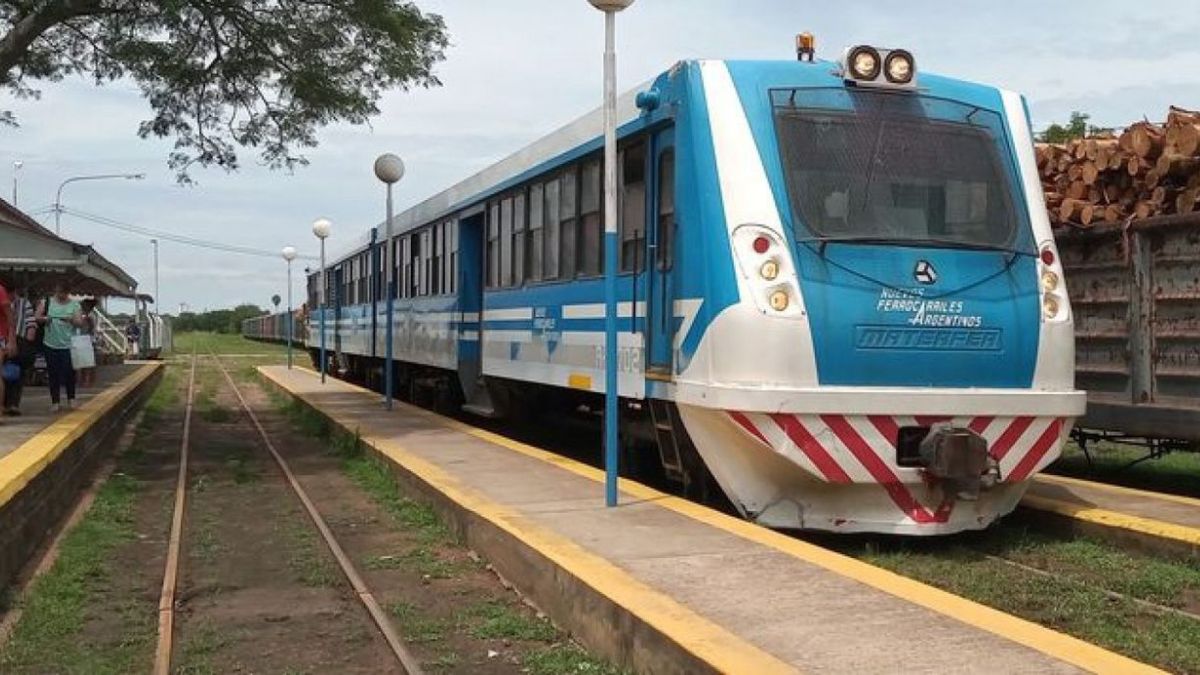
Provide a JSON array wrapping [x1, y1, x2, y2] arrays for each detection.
[[2, 0, 1198, 314]]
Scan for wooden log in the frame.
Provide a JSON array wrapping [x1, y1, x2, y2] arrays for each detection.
[[1103, 183, 1123, 203], [1067, 163, 1084, 182], [1082, 161, 1100, 185], [1066, 180, 1088, 200], [1131, 123, 1165, 159], [1072, 140, 1088, 160], [1167, 105, 1200, 128], [1108, 151, 1126, 171], [1102, 204, 1125, 222], [1127, 156, 1152, 177], [1155, 153, 1200, 179], [1164, 123, 1200, 158], [1133, 200, 1157, 219], [1058, 198, 1085, 223], [1043, 191, 1063, 207], [1144, 169, 1162, 190], [1177, 187, 1200, 214]]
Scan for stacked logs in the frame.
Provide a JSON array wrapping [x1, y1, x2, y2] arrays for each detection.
[[1036, 106, 1200, 229]]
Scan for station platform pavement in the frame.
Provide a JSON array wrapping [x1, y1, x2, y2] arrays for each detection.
[[0, 361, 161, 592], [260, 365, 1160, 675], [1025, 474, 1200, 555]]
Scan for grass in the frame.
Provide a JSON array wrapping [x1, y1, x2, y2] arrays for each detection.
[[390, 602, 451, 644], [524, 643, 625, 675], [283, 520, 338, 587], [173, 331, 290, 358], [1049, 440, 1200, 499], [0, 473, 153, 673], [464, 601, 557, 642], [174, 623, 228, 675], [837, 521, 1200, 673]]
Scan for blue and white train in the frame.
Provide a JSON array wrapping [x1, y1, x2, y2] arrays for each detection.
[[278, 45, 1087, 535]]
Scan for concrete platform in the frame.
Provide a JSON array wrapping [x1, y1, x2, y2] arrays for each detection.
[[260, 366, 1159, 675], [1024, 474, 1200, 557], [0, 362, 161, 592]]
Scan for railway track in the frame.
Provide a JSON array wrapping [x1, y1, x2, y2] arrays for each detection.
[[153, 353, 423, 675]]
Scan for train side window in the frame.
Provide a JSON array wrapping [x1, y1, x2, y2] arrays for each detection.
[[620, 142, 646, 273], [427, 228, 436, 294], [500, 197, 514, 287], [580, 158, 602, 276], [657, 149, 676, 271], [487, 202, 500, 288], [544, 179, 560, 279], [529, 183, 544, 282], [449, 220, 458, 294], [431, 223, 443, 295], [410, 233, 421, 297], [400, 237, 410, 299], [513, 191, 527, 286], [392, 237, 401, 299], [560, 167, 578, 279]]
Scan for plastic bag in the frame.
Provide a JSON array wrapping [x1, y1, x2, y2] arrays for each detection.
[[70, 334, 96, 369]]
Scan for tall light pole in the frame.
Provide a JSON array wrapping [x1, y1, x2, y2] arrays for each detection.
[[312, 218, 332, 383], [150, 238, 160, 311], [282, 246, 298, 369], [54, 172, 145, 235], [589, 0, 634, 508], [12, 161, 22, 206], [374, 153, 405, 409]]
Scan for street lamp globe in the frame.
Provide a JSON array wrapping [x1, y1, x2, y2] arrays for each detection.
[[312, 217, 332, 239], [373, 154, 405, 185], [281, 245, 297, 262], [587, 0, 634, 10]]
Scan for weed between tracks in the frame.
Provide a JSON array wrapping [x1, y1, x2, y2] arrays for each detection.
[[253, 372, 623, 675], [831, 520, 1200, 673]]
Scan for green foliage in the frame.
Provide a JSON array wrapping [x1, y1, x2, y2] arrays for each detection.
[[1039, 111, 1114, 143], [172, 304, 265, 334], [0, 1, 449, 182]]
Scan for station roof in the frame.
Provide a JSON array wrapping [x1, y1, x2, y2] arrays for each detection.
[[0, 199, 139, 297]]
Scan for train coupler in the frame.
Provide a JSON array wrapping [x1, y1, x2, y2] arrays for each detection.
[[919, 424, 999, 500]]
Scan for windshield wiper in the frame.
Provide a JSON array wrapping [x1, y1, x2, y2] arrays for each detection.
[[798, 235, 1037, 258]]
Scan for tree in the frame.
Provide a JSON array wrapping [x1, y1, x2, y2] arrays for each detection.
[[0, 1, 448, 182], [1039, 111, 1114, 143]]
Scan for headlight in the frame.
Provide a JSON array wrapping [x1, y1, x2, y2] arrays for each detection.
[[847, 46, 881, 80], [1042, 293, 1060, 319], [769, 290, 790, 312], [884, 50, 914, 84], [1041, 270, 1059, 292], [760, 260, 780, 281]]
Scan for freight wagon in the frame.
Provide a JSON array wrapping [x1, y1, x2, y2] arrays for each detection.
[[1058, 212, 1200, 454]]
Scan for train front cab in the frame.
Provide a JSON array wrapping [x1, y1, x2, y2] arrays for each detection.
[[658, 54, 1086, 534]]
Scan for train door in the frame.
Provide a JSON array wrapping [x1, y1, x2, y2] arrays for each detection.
[[456, 210, 492, 413], [646, 129, 676, 377]]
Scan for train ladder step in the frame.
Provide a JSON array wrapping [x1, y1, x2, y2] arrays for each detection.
[[649, 400, 686, 482]]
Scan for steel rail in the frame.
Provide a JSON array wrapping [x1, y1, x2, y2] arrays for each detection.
[[153, 352, 197, 675], [210, 354, 423, 674]]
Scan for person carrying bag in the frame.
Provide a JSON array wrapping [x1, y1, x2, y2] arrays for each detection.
[[36, 284, 83, 412]]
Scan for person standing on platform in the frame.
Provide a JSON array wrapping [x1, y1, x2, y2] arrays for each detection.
[[3, 287, 37, 416], [0, 280, 11, 425], [36, 284, 83, 412]]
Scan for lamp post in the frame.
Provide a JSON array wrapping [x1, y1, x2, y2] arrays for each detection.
[[12, 161, 22, 206], [282, 246, 298, 369], [54, 172, 145, 235], [150, 238, 159, 311], [588, 0, 634, 508], [373, 153, 405, 409], [312, 217, 332, 383]]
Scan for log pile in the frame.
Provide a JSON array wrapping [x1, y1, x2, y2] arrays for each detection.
[[1036, 106, 1200, 228]]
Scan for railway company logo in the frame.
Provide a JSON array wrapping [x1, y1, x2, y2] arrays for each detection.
[[913, 260, 938, 285]]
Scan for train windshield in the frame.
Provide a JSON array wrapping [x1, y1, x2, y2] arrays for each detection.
[[772, 88, 1020, 249]]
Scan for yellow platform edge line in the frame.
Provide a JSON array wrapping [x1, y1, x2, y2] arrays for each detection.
[[260, 367, 1162, 675], [0, 363, 161, 510], [258, 367, 795, 675], [1035, 473, 1200, 510], [1022, 494, 1200, 547]]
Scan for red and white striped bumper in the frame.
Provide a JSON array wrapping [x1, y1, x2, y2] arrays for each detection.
[[724, 411, 1071, 528]]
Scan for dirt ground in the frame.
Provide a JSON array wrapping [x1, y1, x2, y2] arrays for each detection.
[[0, 352, 614, 674]]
